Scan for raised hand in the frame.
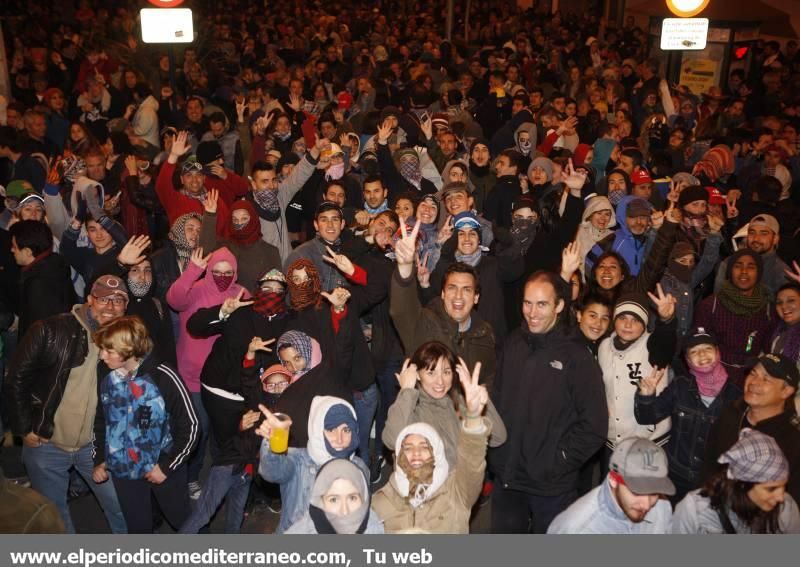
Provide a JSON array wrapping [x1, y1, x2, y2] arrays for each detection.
[[419, 115, 433, 141], [638, 366, 666, 396], [436, 215, 454, 244], [222, 288, 254, 317], [395, 219, 421, 276], [707, 213, 724, 234], [236, 97, 246, 122], [322, 245, 355, 276], [169, 131, 191, 161], [246, 336, 276, 360], [117, 234, 151, 266], [416, 252, 431, 288], [255, 404, 292, 439], [647, 282, 676, 321], [562, 159, 586, 193], [321, 287, 351, 311], [210, 164, 228, 180], [354, 210, 370, 227], [560, 241, 582, 281], [785, 260, 800, 285], [202, 187, 219, 214], [665, 199, 682, 224], [666, 179, 683, 204], [726, 195, 739, 219], [457, 357, 488, 418], [377, 120, 393, 144], [339, 132, 351, 149], [288, 93, 302, 112], [124, 154, 138, 177], [190, 247, 211, 270], [395, 358, 418, 389]]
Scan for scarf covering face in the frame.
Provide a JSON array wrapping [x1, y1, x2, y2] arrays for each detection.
[[169, 213, 201, 270], [277, 330, 322, 379], [326, 162, 345, 181], [717, 280, 769, 316], [688, 356, 729, 398], [307, 396, 360, 464], [308, 459, 371, 534], [692, 145, 735, 183], [392, 423, 449, 509], [398, 152, 422, 190], [455, 248, 482, 266], [226, 200, 262, 244], [252, 290, 286, 318], [286, 258, 322, 310], [510, 217, 539, 254], [252, 188, 281, 221], [212, 273, 234, 291], [127, 278, 152, 298]]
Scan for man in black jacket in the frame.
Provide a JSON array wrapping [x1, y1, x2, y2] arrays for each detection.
[[491, 271, 608, 533], [5, 275, 129, 533], [703, 354, 800, 502]]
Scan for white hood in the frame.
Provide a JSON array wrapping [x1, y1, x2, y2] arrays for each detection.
[[306, 396, 357, 466], [391, 422, 449, 508]]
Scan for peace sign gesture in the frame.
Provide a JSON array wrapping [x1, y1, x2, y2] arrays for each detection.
[[647, 283, 676, 322], [416, 252, 431, 289], [785, 260, 800, 285], [665, 198, 682, 224], [457, 357, 488, 419], [395, 219, 421, 278], [190, 247, 212, 270], [321, 287, 351, 310], [222, 288, 254, 317], [322, 245, 355, 276], [419, 115, 433, 141], [254, 404, 292, 439], [638, 366, 666, 396], [246, 336, 276, 360]]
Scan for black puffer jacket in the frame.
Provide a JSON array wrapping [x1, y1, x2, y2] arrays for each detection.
[[490, 324, 608, 496], [5, 311, 88, 438]]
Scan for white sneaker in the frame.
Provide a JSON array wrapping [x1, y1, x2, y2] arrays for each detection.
[[188, 480, 202, 500]]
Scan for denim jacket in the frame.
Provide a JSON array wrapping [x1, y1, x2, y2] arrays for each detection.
[[548, 480, 672, 534], [635, 374, 741, 483], [258, 443, 368, 533]]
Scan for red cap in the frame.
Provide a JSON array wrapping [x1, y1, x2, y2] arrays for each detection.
[[336, 91, 353, 111], [706, 186, 726, 205], [630, 168, 653, 185]]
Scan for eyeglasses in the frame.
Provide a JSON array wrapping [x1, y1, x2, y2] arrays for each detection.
[[264, 380, 289, 392], [212, 270, 234, 277], [92, 294, 127, 307]]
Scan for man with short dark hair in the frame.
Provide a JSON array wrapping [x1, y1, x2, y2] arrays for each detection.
[[6, 275, 130, 533], [391, 219, 496, 385], [9, 220, 74, 338], [491, 271, 607, 533], [201, 111, 243, 175], [704, 353, 800, 502]]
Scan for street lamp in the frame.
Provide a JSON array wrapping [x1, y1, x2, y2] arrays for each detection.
[[665, 0, 710, 18]]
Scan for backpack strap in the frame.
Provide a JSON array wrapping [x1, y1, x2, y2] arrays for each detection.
[[716, 506, 738, 534]]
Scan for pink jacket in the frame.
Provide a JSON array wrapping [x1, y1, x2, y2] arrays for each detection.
[[166, 246, 248, 392]]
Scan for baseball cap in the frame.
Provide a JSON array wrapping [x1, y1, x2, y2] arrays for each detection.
[[453, 211, 481, 232], [91, 275, 129, 300], [4, 180, 36, 200], [684, 326, 718, 350], [181, 155, 204, 174], [706, 186, 726, 206], [749, 214, 780, 235], [320, 143, 344, 160], [757, 353, 799, 388], [630, 168, 653, 185], [609, 437, 675, 496]]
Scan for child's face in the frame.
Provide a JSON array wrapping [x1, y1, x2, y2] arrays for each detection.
[[263, 373, 290, 394]]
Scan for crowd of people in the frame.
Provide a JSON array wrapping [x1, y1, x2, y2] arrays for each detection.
[[2, 0, 800, 535]]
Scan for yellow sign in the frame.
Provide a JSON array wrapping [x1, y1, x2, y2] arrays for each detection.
[[679, 58, 718, 95], [666, 0, 710, 17]]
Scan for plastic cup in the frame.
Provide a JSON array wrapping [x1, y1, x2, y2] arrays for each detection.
[[269, 413, 291, 454]]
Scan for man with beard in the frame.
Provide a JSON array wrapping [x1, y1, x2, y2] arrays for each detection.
[[714, 214, 788, 296], [547, 437, 674, 533]]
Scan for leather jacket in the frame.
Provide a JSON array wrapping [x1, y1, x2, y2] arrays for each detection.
[[6, 311, 89, 438]]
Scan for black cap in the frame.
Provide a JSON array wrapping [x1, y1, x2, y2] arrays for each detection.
[[196, 140, 224, 165], [684, 327, 718, 351], [757, 353, 800, 388]]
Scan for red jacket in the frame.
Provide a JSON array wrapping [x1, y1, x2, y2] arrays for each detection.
[[156, 161, 230, 235]]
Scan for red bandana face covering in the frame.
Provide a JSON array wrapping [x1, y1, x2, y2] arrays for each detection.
[[213, 274, 234, 291], [252, 290, 286, 317]]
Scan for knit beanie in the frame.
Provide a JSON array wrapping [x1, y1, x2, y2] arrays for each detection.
[[528, 157, 554, 183], [613, 292, 650, 327], [678, 185, 709, 208]]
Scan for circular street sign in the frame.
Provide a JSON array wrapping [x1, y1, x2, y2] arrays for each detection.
[[665, 0, 710, 17]]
